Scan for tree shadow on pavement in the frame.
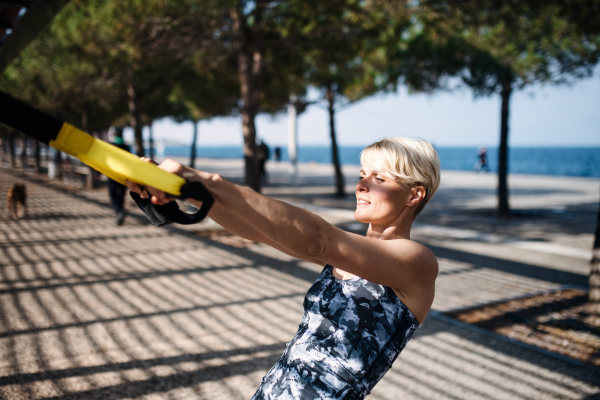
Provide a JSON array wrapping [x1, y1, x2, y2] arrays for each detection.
[[1, 168, 597, 399]]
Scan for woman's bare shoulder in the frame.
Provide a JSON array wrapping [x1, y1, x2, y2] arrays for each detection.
[[390, 238, 439, 276]]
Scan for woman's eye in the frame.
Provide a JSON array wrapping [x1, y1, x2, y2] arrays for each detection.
[[376, 177, 384, 182], [358, 176, 364, 181]]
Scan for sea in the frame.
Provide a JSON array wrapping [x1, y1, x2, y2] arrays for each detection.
[[156, 145, 600, 178]]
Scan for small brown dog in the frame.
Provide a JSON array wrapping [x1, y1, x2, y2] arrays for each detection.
[[7, 183, 27, 219]]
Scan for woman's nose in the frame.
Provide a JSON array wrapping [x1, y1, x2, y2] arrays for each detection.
[[356, 179, 368, 192]]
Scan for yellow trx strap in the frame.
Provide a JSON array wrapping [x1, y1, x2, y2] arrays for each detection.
[[51, 123, 185, 197]]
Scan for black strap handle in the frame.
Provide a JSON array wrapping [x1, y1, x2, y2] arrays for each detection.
[[0, 91, 63, 144], [130, 180, 214, 227]]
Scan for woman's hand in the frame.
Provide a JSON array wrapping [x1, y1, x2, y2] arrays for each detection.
[[125, 158, 193, 205]]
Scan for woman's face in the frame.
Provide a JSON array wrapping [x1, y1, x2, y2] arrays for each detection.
[[354, 165, 413, 226]]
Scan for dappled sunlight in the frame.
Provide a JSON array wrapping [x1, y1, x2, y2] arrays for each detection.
[[1, 168, 598, 399]]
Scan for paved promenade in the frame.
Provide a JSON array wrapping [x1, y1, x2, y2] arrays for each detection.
[[0, 160, 599, 399]]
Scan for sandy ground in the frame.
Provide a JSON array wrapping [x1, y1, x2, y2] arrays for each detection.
[[0, 159, 598, 399]]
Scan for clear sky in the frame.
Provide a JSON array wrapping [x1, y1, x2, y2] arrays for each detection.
[[126, 73, 600, 148]]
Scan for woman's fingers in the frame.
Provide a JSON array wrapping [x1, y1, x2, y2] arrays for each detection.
[[146, 158, 180, 204], [146, 186, 172, 205], [125, 180, 144, 194], [125, 157, 160, 198], [125, 158, 196, 205], [157, 159, 185, 175]]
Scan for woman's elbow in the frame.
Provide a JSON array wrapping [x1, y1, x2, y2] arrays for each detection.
[[306, 236, 326, 259], [304, 224, 345, 261]]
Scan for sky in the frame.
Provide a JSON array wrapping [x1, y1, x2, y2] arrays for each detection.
[[125, 73, 600, 148]]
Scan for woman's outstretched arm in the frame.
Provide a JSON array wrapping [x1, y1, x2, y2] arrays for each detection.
[[131, 159, 436, 293], [207, 197, 324, 263], [127, 159, 323, 263]]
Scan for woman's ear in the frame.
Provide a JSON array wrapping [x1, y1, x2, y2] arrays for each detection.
[[407, 186, 426, 208]]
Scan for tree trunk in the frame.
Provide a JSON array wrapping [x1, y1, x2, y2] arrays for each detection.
[[19, 136, 27, 169], [231, 2, 263, 192], [127, 83, 145, 157], [148, 122, 154, 159], [589, 187, 600, 327], [326, 84, 345, 197], [242, 113, 260, 191], [1, 137, 7, 165], [189, 120, 198, 169], [498, 81, 512, 219], [33, 140, 41, 173], [53, 149, 63, 180], [8, 135, 16, 168], [287, 96, 299, 182]]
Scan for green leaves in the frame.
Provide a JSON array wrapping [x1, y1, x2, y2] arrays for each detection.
[[420, 0, 600, 91]]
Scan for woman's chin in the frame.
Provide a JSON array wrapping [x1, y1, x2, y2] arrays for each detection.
[[354, 212, 370, 224]]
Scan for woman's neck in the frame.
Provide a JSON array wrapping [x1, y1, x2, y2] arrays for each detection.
[[367, 222, 412, 241]]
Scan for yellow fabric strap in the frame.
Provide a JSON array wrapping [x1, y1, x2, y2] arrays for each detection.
[[49, 123, 184, 196]]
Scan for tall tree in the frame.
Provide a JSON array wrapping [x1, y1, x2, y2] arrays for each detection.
[[228, 0, 282, 192], [213, 0, 338, 192], [168, 62, 239, 169], [287, 0, 412, 196], [415, 0, 600, 325], [0, 7, 126, 181], [1, 0, 229, 159], [0, 125, 18, 168], [0, 2, 129, 139], [420, 0, 600, 218], [55, 0, 206, 156], [591, 189, 600, 327]]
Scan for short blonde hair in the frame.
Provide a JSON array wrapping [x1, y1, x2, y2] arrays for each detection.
[[360, 137, 441, 214]]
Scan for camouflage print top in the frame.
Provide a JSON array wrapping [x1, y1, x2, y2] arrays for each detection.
[[251, 264, 419, 400]]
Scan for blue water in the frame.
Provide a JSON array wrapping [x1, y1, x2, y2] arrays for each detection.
[[158, 145, 600, 178]]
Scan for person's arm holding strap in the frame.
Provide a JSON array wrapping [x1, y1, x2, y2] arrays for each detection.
[[135, 160, 437, 295], [129, 159, 322, 263]]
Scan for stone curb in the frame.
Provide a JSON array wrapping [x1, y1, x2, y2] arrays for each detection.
[[429, 311, 599, 372]]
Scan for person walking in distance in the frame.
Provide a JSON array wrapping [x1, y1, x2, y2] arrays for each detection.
[[108, 136, 130, 225], [274, 146, 282, 162], [475, 146, 489, 172], [258, 140, 270, 182]]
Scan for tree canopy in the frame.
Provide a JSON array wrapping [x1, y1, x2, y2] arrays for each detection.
[[415, 0, 600, 217], [1, 0, 598, 198]]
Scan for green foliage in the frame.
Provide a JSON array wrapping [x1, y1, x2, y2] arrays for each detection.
[[0, 0, 237, 134], [288, 1, 399, 105], [0, 15, 124, 130], [409, 0, 600, 217], [419, 0, 600, 93], [168, 64, 240, 123]]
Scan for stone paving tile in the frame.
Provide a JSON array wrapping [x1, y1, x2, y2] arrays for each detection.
[[371, 317, 599, 400], [431, 257, 559, 312], [0, 167, 598, 399]]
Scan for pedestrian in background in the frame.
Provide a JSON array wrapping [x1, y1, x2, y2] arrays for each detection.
[[274, 146, 281, 162], [258, 140, 270, 182], [108, 136, 130, 225], [475, 146, 489, 172]]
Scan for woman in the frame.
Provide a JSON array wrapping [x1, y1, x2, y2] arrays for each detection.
[[127, 137, 440, 400]]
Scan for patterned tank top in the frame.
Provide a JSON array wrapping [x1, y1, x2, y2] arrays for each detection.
[[251, 264, 419, 400]]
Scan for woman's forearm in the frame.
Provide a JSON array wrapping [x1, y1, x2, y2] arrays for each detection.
[[207, 201, 266, 242], [188, 173, 329, 260], [137, 161, 331, 262]]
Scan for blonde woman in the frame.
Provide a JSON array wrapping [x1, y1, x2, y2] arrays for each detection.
[[127, 137, 441, 400]]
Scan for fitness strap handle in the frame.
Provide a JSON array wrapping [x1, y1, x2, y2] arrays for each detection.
[[0, 90, 214, 226], [130, 180, 215, 227]]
